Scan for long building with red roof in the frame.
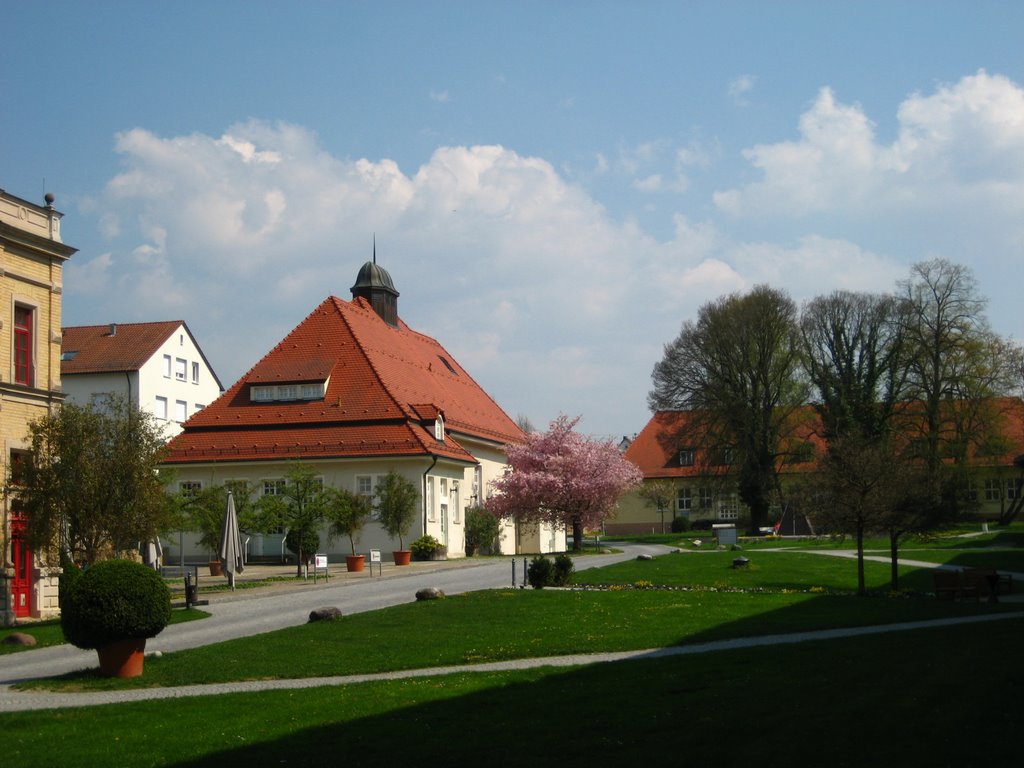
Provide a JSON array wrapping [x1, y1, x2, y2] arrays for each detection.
[[613, 399, 1024, 535], [163, 258, 560, 561]]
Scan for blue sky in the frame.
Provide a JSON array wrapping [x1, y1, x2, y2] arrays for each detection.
[[4, 1, 1024, 439]]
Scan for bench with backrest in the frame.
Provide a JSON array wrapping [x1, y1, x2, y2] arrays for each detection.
[[963, 567, 1013, 599], [933, 569, 978, 600], [933, 567, 1013, 600]]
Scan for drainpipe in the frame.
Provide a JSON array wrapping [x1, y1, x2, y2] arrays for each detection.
[[422, 455, 438, 535]]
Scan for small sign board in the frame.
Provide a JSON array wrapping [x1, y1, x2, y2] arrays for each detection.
[[312, 553, 329, 583], [369, 549, 382, 576]]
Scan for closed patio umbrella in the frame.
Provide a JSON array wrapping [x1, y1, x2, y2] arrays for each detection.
[[218, 491, 245, 590]]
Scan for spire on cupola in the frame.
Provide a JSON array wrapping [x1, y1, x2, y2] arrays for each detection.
[[350, 236, 400, 327]]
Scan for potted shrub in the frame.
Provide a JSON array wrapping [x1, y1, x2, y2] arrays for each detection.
[[375, 471, 419, 565], [324, 487, 372, 572], [60, 559, 171, 678], [411, 534, 442, 561]]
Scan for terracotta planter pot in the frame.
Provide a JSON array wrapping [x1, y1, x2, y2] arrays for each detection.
[[393, 550, 412, 566], [345, 554, 365, 572], [97, 638, 146, 678], [209, 560, 223, 577]]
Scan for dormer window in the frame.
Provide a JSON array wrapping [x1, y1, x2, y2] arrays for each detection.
[[434, 413, 445, 442], [678, 448, 695, 467], [250, 380, 328, 403]]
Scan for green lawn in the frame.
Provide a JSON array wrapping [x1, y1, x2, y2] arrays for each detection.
[[4, 540, 1023, 767], [4, 615, 1023, 767], [0, 608, 209, 655]]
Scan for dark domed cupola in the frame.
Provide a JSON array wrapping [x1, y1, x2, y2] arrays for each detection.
[[351, 243, 400, 327]]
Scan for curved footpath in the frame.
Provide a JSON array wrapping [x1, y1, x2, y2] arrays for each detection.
[[2, 544, 1022, 712]]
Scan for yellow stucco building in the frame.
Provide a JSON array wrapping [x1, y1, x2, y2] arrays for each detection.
[[0, 188, 76, 624]]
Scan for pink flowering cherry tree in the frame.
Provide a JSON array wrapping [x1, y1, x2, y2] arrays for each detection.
[[488, 415, 643, 551]]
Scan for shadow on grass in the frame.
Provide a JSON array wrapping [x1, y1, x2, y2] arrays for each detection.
[[150, 615, 1024, 768]]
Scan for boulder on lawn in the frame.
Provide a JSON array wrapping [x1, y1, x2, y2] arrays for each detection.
[[636, 554, 655, 561], [2, 632, 36, 647], [415, 587, 446, 601], [308, 606, 343, 622]]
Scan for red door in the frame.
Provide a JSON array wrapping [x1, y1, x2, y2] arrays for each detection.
[[10, 518, 32, 618]]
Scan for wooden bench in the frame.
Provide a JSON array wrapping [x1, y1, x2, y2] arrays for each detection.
[[932, 569, 978, 600], [933, 568, 1013, 601], [963, 567, 1013, 599]]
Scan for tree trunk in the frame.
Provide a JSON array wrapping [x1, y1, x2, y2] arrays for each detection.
[[856, 523, 866, 596], [572, 517, 583, 552], [889, 530, 900, 592]]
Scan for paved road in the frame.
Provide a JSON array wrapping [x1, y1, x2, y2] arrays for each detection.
[[0, 544, 664, 687]]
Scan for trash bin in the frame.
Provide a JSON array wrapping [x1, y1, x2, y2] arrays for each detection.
[[184, 573, 198, 608]]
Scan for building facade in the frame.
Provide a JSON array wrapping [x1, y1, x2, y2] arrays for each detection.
[[163, 259, 564, 563], [60, 321, 223, 440], [614, 400, 1024, 536], [0, 189, 76, 623]]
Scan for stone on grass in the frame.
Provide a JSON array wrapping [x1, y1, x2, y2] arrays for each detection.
[[308, 606, 343, 622], [415, 587, 446, 601], [2, 632, 36, 647], [732, 557, 750, 569], [636, 554, 655, 561]]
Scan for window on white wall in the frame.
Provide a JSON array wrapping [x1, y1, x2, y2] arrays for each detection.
[[162, 355, 171, 378], [175, 358, 187, 381], [427, 476, 435, 522], [192, 362, 199, 384], [439, 478, 449, 530], [154, 396, 168, 420], [262, 479, 286, 496], [175, 400, 187, 423]]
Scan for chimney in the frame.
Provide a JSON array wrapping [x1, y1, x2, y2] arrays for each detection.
[[108, 323, 117, 337]]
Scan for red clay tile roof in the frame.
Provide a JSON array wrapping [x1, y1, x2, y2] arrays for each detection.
[[627, 398, 1024, 479], [61, 321, 183, 374], [164, 296, 523, 465], [61, 321, 224, 389]]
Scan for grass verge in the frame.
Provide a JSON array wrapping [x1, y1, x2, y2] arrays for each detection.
[[3, 615, 1023, 767], [0, 608, 210, 655]]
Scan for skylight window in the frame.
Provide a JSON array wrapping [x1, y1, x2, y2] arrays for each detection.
[[437, 356, 457, 375], [61, 350, 79, 361]]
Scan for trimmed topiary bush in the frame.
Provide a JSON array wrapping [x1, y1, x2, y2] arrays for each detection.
[[527, 556, 554, 589], [58, 550, 82, 610], [61, 559, 171, 650], [552, 554, 575, 586]]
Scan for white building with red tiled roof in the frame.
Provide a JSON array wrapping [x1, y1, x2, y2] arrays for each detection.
[[163, 259, 563, 562], [60, 321, 224, 439]]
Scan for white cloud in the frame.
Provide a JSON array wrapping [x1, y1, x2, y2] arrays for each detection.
[[633, 174, 662, 192], [728, 74, 756, 105], [68, 75, 1024, 439], [429, 89, 450, 103], [715, 71, 1024, 218]]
